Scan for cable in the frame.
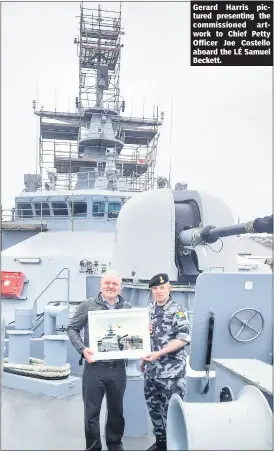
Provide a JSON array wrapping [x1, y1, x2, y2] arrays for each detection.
[[206, 238, 224, 253]]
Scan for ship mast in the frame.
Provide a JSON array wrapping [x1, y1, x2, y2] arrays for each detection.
[[77, 2, 123, 114], [95, 5, 104, 108], [33, 2, 163, 192]]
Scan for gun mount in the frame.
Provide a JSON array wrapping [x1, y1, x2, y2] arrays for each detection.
[[111, 188, 272, 284], [179, 215, 273, 246]]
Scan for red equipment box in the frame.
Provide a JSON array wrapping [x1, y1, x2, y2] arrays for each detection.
[[1, 271, 26, 299]]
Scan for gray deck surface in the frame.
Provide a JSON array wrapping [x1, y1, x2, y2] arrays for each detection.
[[1, 387, 154, 450]]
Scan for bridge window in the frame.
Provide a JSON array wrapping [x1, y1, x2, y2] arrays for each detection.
[[108, 202, 121, 218], [34, 202, 50, 217], [70, 201, 87, 216], [17, 203, 33, 218], [93, 201, 105, 217], [52, 202, 68, 216]]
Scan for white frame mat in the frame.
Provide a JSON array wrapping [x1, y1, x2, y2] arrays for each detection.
[[88, 307, 151, 360]]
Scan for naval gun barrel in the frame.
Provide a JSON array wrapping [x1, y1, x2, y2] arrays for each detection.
[[179, 214, 273, 246]]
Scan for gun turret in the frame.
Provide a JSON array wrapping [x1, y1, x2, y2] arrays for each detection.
[[111, 187, 272, 283], [179, 215, 273, 246]]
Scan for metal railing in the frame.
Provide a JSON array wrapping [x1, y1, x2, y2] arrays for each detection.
[[32, 268, 70, 319], [23, 166, 156, 192], [1, 204, 121, 225], [49, 143, 153, 165]]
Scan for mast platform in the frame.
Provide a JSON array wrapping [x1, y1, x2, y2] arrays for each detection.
[[32, 3, 163, 192]]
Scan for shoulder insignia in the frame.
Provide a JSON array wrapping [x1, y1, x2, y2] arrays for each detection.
[[175, 311, 185, 319]]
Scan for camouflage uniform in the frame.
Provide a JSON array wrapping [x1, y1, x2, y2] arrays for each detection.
[[144, 296, 190, 446]]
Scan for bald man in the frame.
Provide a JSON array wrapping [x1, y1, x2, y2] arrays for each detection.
[[67, 271, 131, 451]]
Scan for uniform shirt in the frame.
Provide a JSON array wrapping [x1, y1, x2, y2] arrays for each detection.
[[144, 296, 191, 379]]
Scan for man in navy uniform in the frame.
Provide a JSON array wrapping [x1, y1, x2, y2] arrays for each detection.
[[67, 270, 131, 451], [141, 273, 191, 451]]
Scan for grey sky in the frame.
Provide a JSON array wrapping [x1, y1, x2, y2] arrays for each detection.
[[2, 1, 272, 222]]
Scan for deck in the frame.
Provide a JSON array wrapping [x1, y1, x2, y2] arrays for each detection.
[[1, 387, 154, 450]]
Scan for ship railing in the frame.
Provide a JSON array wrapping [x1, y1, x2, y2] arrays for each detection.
[[119, 116, 161, 126], [1, 175, 159, 225], [1, 207, 121, 223], [4, 169, 156, 194], [32, 268, 70, 319], [78, 94, 120, 113], [36, 109, 162, 126], [41, 137, 155, 169], [42, 170, 150, 189], [35, 110, 80, 119], [78, 120, 159, 131], [53, 147, 153, 165], [1, 209, 16, 222]]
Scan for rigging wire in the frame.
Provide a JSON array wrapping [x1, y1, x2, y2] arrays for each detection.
[[168, 93, 173, 186]]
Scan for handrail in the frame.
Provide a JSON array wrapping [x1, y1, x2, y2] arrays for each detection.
[[51, 149, 151, 163], [1, 205, 121, 223], [32, 267, 70, 322], [36, 109, 162, 124]]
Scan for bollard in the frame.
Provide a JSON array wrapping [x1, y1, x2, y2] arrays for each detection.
[[7, 330, 32, 365], [44, 313, 56, 336], [43, 335, 69, 367], [14, 309, 33, 330], [44, 303, 68, 336]]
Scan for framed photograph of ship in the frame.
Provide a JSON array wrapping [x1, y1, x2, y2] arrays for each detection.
[[88, 308, 151, 360]]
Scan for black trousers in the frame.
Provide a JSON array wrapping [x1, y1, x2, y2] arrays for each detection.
[[82, 360, 126, 450]]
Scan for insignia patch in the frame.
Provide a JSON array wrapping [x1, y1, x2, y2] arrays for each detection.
[[175, 311, 185, 319], [159, 276, 164, 284]]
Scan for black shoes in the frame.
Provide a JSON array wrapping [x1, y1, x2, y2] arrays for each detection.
[[146, 439, 167, 451], [107, 443, 124, 451]]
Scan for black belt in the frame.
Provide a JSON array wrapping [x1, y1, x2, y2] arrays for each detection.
[[95, 360, 125, 368], [79, 355, 126, 367]]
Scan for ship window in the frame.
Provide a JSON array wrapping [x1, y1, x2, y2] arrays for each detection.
[[93, 201, 105, 217], [70, 201, 87, 216], [17, 203, 33, 218], [52, 202, 68, 216], [108, 202, 121, 218], [34, 202, 50, 217]]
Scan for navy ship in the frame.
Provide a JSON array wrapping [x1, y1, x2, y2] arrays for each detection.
[[97, 323, 120, 352], [1, 4, 164, 448], [1, 3, 272, 450]]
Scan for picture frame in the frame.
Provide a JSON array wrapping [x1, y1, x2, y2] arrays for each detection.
[[88, 307, 151, 360]]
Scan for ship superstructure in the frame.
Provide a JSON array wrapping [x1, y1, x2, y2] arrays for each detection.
[[34, 3, 163, 193], [97, 322, 143, 352], [1, 4, 272, 451], [97, 322, 120, 351], [1, 3, 163, 250]]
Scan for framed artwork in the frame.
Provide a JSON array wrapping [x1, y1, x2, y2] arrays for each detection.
[[88, 307, 151, 360]]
